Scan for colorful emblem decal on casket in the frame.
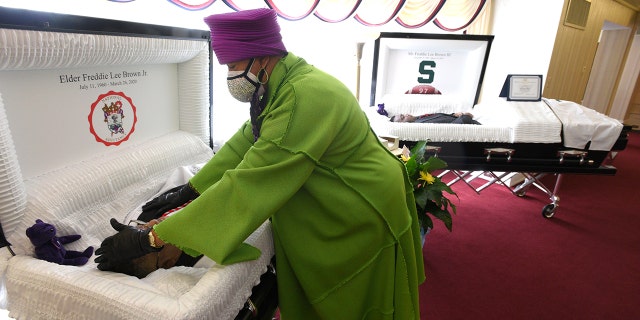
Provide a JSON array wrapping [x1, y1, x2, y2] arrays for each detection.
[[88, 91, 137, 146]]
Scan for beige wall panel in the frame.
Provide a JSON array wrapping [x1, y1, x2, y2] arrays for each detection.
[[545, 0, 637, 102]]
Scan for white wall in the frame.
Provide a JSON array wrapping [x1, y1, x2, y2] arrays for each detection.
[[479, 0, 564, 103]]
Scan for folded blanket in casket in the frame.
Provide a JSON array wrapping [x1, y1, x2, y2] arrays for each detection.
[[0, 131, 274, 320]]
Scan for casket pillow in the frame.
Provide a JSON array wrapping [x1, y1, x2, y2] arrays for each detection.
[[405, 85, 441, 94]]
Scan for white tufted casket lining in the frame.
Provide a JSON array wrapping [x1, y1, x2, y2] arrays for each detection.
[[0, 10, 276, 320]]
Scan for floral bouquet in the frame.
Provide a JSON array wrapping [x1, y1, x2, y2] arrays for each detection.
[[401, 141, 457, 232]]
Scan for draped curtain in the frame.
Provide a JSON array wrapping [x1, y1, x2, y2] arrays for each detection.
[[167, 0, 491, 33]]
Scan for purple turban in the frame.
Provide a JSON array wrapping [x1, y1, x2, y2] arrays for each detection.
[[204, 8, 287, 64]]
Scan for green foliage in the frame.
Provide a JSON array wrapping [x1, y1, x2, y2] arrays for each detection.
[[401, 141, 458, 232]]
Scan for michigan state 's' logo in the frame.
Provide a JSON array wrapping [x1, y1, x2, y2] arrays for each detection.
[[88, 91, 137, 146]]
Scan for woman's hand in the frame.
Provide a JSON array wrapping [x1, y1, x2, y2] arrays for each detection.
[[138, 183, 199, 221], [94, 218, 161, 271]]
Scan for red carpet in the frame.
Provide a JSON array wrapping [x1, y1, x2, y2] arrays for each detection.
[[419, 131, 640, 320]]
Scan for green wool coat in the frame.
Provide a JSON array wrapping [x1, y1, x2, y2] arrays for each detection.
[[154, 53, 425, 319]]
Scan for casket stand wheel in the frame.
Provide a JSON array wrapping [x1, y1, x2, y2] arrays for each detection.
[[542, 203, 557, 218], [508, 172, 562, 219], [515, 186, 529, 197]]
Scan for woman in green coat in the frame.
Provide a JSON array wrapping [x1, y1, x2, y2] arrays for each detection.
[[95, 8, 425, 319]]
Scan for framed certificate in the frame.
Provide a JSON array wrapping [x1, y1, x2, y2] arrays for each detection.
[[499, 74, 542, 101]]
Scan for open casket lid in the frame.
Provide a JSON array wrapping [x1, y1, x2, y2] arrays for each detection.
[[369, 32, 493, 109], [0, 6, 212, 248]]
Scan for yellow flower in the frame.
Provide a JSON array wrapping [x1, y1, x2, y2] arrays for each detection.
[[401, 141, 457, 232], [400, 145, 411, 162], [418, 171, 435, 184]]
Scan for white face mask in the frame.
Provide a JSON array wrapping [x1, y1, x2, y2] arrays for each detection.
[[226, 58, 265, 102]]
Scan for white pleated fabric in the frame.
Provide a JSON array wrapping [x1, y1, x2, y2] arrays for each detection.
[[5, 131, 213, 257], [473, 99, 563, 144], [0, 93, 27, 246], [0, 28, 205, 71], [2, 131, 275, 320], [178, 50, 212, 146], [6, 221, 273, 320], [381, 93, 474, 116]]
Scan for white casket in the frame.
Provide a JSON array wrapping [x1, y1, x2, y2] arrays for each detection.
[[0, 7, 276, 320]]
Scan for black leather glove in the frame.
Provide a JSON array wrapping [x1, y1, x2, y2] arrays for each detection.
[[95, 218, 161, 271], [138, 183, 199, 222]]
